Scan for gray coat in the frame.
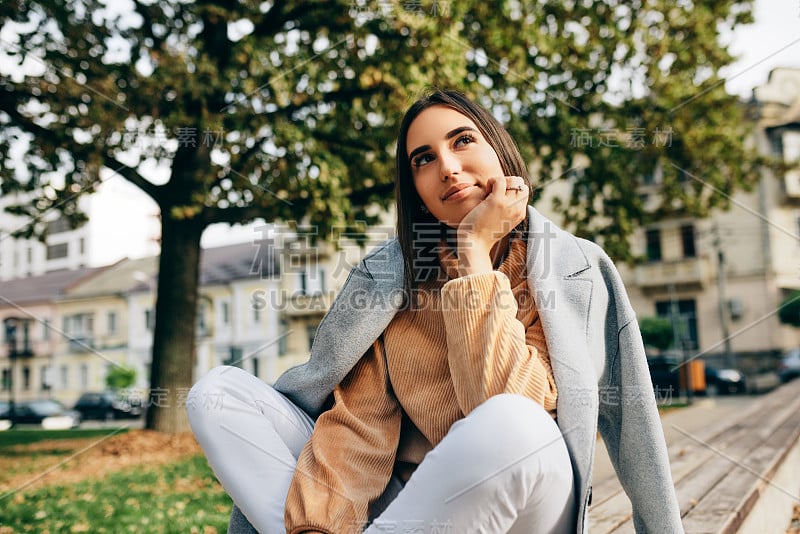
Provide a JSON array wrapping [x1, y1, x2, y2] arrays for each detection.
[[273, 206, 684, 533]]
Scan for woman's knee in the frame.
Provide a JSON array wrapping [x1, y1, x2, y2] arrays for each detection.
[[188, 365, 241, 409], [186, 366, 238, 434], [460, 394, 569, 469], [471, 394, 560, 440]]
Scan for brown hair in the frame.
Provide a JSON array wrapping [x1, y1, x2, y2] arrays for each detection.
[[394, 89, 530, 299]]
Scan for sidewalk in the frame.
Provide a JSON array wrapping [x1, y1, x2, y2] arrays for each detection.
[[592, 394, 756, 482]]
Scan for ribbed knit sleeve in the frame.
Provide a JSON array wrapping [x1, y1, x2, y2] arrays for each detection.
[[284, 340, 401, 534], [441, 271, 558, 416]]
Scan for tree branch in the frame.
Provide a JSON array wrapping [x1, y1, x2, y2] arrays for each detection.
[[203, 204, 276, 226], [105, 154, 163, 203], [347, 182, 394, 207]]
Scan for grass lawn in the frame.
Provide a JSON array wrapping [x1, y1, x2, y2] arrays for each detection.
[[0, 428, 231, 533], [0, 428, 125, 448]]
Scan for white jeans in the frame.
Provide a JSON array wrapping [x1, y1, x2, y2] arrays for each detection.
[[187, 366, 576, 534]]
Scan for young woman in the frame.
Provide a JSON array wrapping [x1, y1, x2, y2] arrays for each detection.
[[188, 90, 683, 533]]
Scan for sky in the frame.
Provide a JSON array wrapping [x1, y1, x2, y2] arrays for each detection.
[[28, 0, 800, 265], [721, 0, 800, 98]]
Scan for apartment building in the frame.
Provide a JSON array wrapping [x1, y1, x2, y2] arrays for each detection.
[[0, 179, 159, 282], [530, 67, 800, 368], [0, 266, 106, 404], [621, 68, 800, 364]]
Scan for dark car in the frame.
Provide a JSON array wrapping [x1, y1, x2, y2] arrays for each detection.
[[647, 356, 682, 395], [73, 391, 143, 421], [5, 399, 81, 429], [778, 348, 800, 383], [704, 367, 746, 395]]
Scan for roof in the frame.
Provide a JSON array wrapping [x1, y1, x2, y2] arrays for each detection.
[[65, 256, 159, 299], [0, 240, 281, 305], [199, 240, 280, 286], [0, 266, 108, 308]]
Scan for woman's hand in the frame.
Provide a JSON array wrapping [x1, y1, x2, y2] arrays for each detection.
[[456, 175, 528, 276]]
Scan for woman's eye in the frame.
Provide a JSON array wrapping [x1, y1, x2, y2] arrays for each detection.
[[454, 134, 476, 147], [413, 153, 434, 167]]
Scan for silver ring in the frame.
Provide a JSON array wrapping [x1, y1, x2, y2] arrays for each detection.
[[507, 185, 524, 192]]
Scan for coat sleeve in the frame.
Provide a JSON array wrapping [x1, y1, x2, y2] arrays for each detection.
[[284, 339, 402, 534], [440, 271, 558, 416], [597, 314, 684, 533]]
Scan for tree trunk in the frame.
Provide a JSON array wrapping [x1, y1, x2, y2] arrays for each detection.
[[145, 214, 204, 433]]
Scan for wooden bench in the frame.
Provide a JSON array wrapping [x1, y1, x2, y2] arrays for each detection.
[[589, 378, 800, 533]]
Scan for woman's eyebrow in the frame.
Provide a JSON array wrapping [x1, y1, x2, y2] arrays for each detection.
[[408, 126, 478, 160], [445, 126, 477, 139], [408, 144, 430, 162]]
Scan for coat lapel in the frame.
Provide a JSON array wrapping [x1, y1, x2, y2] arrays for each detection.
[[525, 207, 597, 509]]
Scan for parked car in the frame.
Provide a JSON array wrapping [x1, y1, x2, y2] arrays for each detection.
[[778, 348, 800, 383], [73, 391, 144, 420], [704, 367, 746, 395], [647, 355, 681, 394], [0, 401, 9, 431], [4, 400, 81, 429], [648, 355, 745, 396]]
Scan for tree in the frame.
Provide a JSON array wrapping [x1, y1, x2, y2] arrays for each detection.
[[106, 365, 137, 391], [1, 1, 764, 432], [778, 290, 800, 328], [639, 316, 673, 352]]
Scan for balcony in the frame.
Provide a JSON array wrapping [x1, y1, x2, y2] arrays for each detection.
[[634, 256, 714, 291], [67, 336, 95, 353]]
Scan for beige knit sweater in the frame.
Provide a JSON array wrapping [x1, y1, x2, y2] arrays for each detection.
[[284, 237, 558, 534]]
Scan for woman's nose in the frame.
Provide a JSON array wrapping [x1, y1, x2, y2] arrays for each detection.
[[439, 151, 461, 181]]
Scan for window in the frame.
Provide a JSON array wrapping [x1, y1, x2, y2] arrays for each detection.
[[42, 318, 51, 341], [278, 318, 288, 356], [79, 237, 85, 255], [252, 357, 259, 378], [21, 320, 31, 353], [26, 247, 32, 264], [145, 309, 154, 331], [680, 224, 696, 258], [225, 346, 243, 368], [79, 364, 88, 388], [645, 228, 662, 261], [300, 271, 308, 295], [46, 217, 71, 234], [40, 366, 51, 390], [221, 301, 230, 325], [1, 368, 10, 390], [63, 313, 94, 335], [306, 324, 317, 352], [656, 299, 699, 350], [197, 303, 207, 334], [60, 365, 68, 388], [107, 311, 117, 335], [5, 319, 33, 355], [46, 242, 68, 260], [22, 366, 30, 390]]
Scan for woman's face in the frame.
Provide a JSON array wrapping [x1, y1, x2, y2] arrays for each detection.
[[406, 105, 504, 227]]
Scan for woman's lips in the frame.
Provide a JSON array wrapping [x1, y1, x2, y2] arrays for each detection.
[[442, 184, 479, 201]]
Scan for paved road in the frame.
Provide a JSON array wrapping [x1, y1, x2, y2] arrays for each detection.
[[592, 394, 756, 482]]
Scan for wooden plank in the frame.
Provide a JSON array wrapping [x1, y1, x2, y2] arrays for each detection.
[[589, 421, 752, 532], [681, 405, 800, 533], [587, 489, 633, 533], [672, 385, 800, 513], [598, 380, 800, 533]]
